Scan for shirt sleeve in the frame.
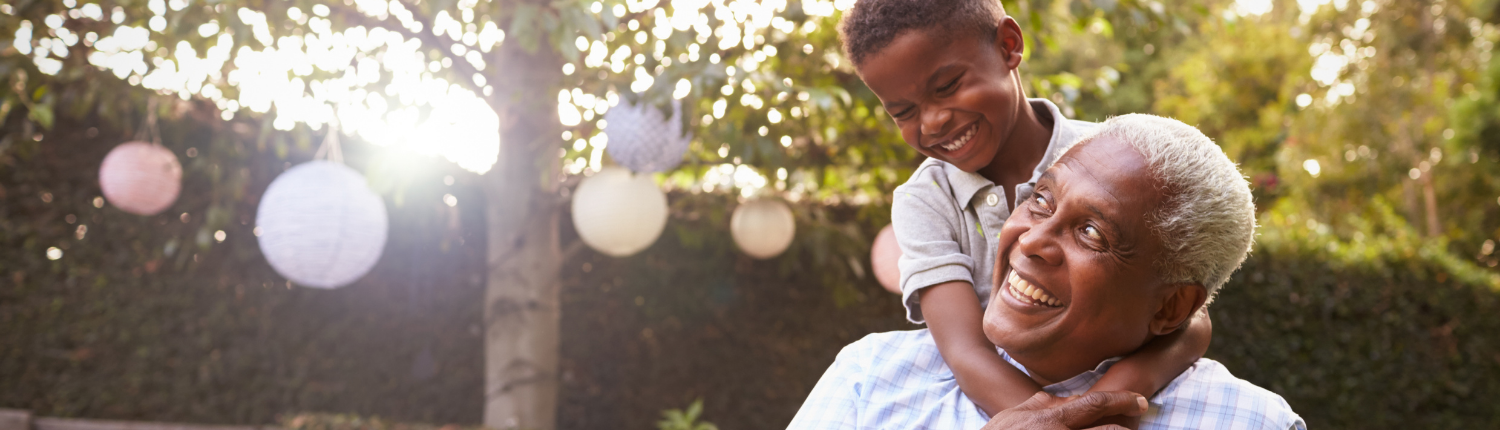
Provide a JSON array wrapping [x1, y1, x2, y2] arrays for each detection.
[[786, 339, 871, 430], [892, 167, 976, 324]]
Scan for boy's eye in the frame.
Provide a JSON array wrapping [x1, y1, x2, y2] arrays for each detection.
[[937, 77, 960, 93], [1082, 225, 1103, 241]]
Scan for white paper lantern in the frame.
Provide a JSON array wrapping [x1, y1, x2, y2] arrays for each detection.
[[98, 141, 182, 216], [731, 198, 796, 259], [571, 166, 669, 257], [871, 224, 902, 294], [603, 98, 691, 173], [255, 161, 388, 289]]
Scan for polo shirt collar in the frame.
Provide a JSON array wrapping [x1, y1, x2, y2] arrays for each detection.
[[999, 349, 1124, 398], [943, 98, 1073, 208]]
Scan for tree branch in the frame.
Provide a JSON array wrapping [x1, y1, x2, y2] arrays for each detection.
[[331, 8, 489, 102]]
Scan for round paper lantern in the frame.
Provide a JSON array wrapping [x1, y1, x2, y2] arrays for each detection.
[[571, 166, 668, 257], [871, 224, 902, 294], [731, 198, 795, 259], [98, 141, 182, 216], [255, 161, 388, 289], [603, 98, 691, 173]]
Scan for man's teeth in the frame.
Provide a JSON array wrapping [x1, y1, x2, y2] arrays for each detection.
[[1007, 271, 1060, 307], [940, 126, 976, 151]]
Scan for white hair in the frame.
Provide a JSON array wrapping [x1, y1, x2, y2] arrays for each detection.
[[1063, 114, 1256, 303]]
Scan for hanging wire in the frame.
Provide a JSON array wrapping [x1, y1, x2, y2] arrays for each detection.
[[313, 122, 344, 164], [133, 98, 161, 145]]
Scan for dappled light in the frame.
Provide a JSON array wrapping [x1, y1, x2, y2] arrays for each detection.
[[3, 0, 1500, 428]]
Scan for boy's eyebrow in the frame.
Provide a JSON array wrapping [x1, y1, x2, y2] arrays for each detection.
[[927, 64, 960, 87]]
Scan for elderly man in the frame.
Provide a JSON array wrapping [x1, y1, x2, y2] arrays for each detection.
[[789, 115, 1305, 430]]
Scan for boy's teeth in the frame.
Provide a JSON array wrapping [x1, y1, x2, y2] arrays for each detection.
[[940, 126, 976, 152]]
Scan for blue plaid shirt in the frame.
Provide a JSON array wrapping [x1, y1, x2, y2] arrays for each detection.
[[788, 330, 1306, 430]]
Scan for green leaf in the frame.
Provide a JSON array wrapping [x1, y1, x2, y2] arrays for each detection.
[[27, 103, 53, 129]]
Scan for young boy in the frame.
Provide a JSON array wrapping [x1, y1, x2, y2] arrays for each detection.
[[839, 0, 1211, 424]]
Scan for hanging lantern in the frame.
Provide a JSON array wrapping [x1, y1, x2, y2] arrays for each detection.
[[571, 166, 668, 257], [731, 198, 795, 259], [255, 161, 388, 289], [603, 98, 691, 173], [98, 141, 182, 216], [871, 224, 902, 294]]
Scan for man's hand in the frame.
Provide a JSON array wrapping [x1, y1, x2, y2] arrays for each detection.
[[981, 391, 1149, 430]]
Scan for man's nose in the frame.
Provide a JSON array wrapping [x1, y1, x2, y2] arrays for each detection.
[[1015, 219, 1064, 266], [920, 107, 951, 137]]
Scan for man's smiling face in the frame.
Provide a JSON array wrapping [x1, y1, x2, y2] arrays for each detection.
[[981, 136, 1174, 385], [856, 27, 1027, 173]]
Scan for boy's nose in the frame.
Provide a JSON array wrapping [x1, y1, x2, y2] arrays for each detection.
[[920, 108, 951, 136]]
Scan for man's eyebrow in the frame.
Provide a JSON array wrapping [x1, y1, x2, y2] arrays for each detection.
[[1082, 203, 1126, 239], [1037, 171, 1056, 185]]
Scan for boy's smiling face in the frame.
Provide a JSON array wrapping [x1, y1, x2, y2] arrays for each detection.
[[856, 21, 1028, 173]]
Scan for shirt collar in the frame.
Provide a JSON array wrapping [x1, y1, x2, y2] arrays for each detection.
[[944, 98, 1075, 209], [998, 349, 1124, 398]]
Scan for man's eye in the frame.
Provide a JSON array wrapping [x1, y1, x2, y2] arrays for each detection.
[[1034, 195, 1052, 211], [1083, 225, 1103, 241]]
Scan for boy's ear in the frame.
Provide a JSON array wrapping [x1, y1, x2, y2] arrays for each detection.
[[995, 16, 1025, 70], [1149, 283, 1207, 336]]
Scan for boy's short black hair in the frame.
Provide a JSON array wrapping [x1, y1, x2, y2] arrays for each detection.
[[838, 0, 1006, 66]]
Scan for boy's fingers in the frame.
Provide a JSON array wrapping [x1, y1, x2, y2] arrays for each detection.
[[1054, 391, 1148, 428]]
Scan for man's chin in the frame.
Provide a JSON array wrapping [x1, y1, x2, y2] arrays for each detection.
[[982, 310, 1048, 354]]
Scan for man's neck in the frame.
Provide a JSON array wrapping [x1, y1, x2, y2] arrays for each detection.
[[977, 93, 1055, 205], [1008, 349, 1112, 388]]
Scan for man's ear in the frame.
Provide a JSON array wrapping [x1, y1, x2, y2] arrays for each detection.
[[1149, 284, 1207, 336], [995, 16, 1025, 70]]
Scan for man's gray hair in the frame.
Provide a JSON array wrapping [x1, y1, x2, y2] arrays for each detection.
[[1066, 114, 1256, 302]]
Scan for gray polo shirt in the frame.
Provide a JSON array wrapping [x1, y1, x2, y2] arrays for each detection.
[[893, 98, 1097, 323]]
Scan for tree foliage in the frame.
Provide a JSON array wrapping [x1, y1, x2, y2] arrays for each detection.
[[4, 0, 1500, 427]]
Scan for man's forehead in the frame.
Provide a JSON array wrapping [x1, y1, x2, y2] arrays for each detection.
[[1045, 137, 1159, 212]]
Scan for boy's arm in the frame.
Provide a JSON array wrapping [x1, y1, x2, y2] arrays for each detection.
[[1084, 308, 1213, 428], [921, 281, 1044, 417]]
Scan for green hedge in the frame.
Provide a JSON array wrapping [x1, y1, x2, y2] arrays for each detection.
[[5, 114, 1500, 430]]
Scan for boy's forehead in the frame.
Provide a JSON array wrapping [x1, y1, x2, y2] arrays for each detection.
[[858, 29, 984, 93]]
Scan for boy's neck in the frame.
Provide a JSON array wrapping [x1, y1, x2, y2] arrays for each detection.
[[977, 96, 1055, 206]]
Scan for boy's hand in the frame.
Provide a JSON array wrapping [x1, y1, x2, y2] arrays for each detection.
[[981, 391, 1148, 430]]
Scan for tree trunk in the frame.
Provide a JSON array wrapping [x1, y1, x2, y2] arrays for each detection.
[[482, 38, 563, 430], [1421, 172, 1441, 237]]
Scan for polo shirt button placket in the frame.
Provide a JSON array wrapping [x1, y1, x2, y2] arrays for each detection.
[[985, 193, 999, 207]]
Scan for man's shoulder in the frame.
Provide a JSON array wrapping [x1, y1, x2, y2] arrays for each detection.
[[840, 329, 940, 361], [834, 330, 950, 379], [1145, 358, 1306, 430]]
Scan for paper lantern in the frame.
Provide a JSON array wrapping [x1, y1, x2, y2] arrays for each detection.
[[603, 98, 691, 173], [98, 141, 182, 216], [731, 198, 795, 259], [255, 161, 388, 289], [871, 224, 902, 294], [571, 166, 668, 257]]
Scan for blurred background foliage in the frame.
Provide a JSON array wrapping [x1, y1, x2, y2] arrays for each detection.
[[4, 0, 1500, 429]]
